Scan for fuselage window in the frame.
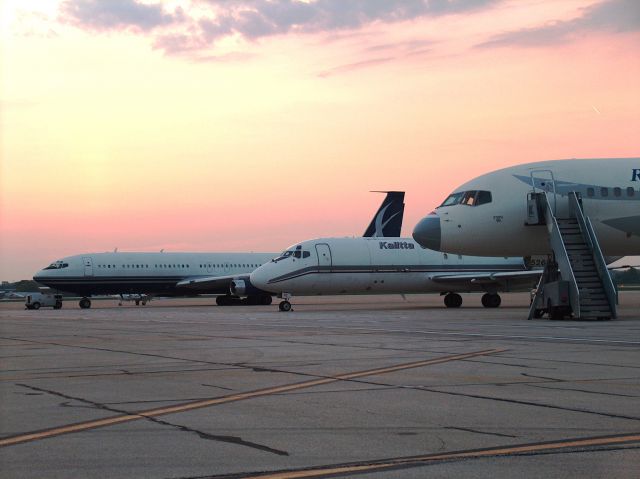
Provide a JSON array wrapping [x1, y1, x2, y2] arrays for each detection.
[[587, 187, 595, 197], [614, 187, 621, 197], [601, 187, 608, 197], [303, 251, 310, 258], [627, 187, 635, 197], [293, 251, 301, 258]]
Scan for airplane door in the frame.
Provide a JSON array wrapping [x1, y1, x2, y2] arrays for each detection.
[[82, 257, 93, 277], [530, 169, 557, 215], [315, 244, 332, 270]]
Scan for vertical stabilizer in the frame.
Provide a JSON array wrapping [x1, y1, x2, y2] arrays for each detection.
[[363, 191, 405, 237]]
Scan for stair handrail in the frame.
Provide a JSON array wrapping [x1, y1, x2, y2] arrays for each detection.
[[568, 192, 618, 318], [540, 192, 581, 317]]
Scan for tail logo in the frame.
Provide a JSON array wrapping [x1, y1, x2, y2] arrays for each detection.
[[373, 204, 401, 237]]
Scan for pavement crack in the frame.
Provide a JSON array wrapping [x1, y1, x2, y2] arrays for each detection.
[[445, 426, 517, 438], [528, 384, 639, 398], [414, 386, 640, 422], [141, 415, 289, 456], [14, 384, 289, 456]]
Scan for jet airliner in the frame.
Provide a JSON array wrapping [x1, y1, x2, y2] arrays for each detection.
[[33, 191, 406, 309], [249, 237, 540, 311], [413, 158, 640, 256]]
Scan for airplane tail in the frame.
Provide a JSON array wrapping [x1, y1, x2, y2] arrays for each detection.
[[363, 191, 405, 238]]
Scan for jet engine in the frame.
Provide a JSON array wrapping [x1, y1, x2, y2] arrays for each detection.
[[229, 277, 273, 305], [230, 277, 271, 298]]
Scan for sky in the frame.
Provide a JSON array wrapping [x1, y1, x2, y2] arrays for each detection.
[[1, 0, 639, 281]]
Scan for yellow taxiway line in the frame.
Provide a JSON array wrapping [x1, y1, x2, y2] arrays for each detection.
[[0, 348, 504, 447], [247, 432, 640, 478]]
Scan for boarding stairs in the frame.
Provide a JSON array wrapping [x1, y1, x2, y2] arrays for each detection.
[[527, 191, 617, 320]]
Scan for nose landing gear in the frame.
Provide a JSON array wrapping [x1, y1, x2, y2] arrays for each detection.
[[79, 297, 91, 309], [278, 301, 292, 312], [278, 292, 293, 312]]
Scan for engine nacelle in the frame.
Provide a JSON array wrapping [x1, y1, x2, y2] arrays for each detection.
[[230, 277, 267, 297]]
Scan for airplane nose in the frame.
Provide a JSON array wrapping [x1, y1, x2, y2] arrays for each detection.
[[412, 213, 441, 251]]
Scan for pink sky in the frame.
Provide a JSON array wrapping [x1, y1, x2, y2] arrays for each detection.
[[1, 0, 639, 281]]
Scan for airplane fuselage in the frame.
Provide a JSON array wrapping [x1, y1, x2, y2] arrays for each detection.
[[250, 237, 528, 296], [413, 158, 640, 256], [34, 252, 276, 296]]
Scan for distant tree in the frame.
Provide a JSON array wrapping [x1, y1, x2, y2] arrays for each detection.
[[13, 280, 46, 292]]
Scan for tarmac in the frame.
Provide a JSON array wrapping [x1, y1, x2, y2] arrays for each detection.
[[1, 292, 639, 478]]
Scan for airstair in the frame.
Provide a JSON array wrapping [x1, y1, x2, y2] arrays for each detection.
[[527, 191, 617, 320]]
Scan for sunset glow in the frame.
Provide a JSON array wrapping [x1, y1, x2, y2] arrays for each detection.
[[1, 0, 639, 280]]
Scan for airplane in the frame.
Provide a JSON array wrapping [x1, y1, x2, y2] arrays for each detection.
[[413, 158, 640, 256], [248, 237, 541, 311], [33, 191, 406, 309], [412, 158, 640, 320]]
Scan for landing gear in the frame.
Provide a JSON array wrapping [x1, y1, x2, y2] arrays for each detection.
[[547, 299, 568, 320], [481, 293, 501, 308], [261, 295, 273, 305], [216, 295, 242, 306], [278, 293, 292, 312], [279, 301, 292, 312], [79, 297, 91, 309], [443, 293, 462, 308], [245, 294, 273, 306], [53, 300, 62, 310]]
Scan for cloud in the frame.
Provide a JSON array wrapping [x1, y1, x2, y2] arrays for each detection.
[[59, 0, 183, 32], [58, 0, 499, 54], [478, 0, 640, 48]]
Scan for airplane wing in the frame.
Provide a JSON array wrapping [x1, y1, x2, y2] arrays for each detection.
[[428, 270, 542, 291], [176, 275, 244, 293]]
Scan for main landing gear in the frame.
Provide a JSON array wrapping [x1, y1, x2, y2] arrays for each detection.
[[481, 293, 502, 308], [79, 297, 91, 309], [443, 293, 462, 308], [216, 294, 273, 306]]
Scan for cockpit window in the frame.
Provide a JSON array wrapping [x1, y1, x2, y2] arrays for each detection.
[[273, 246, 311, 262], [273, 251, 295, 262], [44, 261, 69, 270], [439, 190, 492, 207], [440, 192, 464, 207]]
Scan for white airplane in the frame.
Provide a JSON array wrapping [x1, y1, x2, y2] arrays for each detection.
[[412, 158, 640, 320], [33, 192, 406, 309], [249, 237, 540, 311], [413, 158, 640, 256]]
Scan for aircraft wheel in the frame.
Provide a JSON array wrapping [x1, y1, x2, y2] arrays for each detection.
[[481, 293, 501, 308], [532, 309, 544, 319], [444, 293, 462, 308], [135, 299, 140, 306], [279, 300, 292, 312], [32, 302, 41, 310], [216, 295, 229, 306], [79, 298, 91, 309], [261, 295, 273, 305], [547, 299, 564, 320], [54, 301, 63, 309]]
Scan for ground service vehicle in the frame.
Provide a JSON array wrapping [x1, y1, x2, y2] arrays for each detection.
[[25, 293, 63, 310]]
